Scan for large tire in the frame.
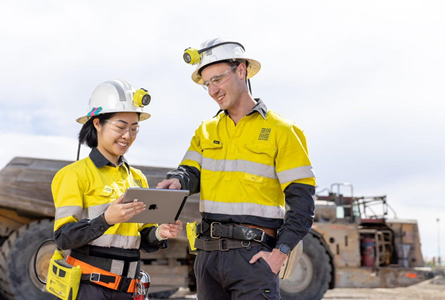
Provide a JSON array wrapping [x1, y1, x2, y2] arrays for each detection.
[[280, 233, 332, 300], [0, 219, 55, 300]]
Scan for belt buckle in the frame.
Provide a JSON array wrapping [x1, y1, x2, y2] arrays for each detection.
[[90, 273, 101, 282], [241, 240, 251, 248], [253, 228, 265, 243], [219, 239, 230, 252], [210, 222, 221, 239]]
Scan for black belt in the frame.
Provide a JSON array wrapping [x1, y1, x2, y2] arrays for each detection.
[[195, 238, 263, 251], [197, 221, 276, 249]]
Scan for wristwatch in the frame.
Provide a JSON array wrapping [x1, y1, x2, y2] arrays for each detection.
[[275, 243, 291, 255]]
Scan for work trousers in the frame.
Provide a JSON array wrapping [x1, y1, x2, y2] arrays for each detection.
[[56, 281, 134, 300], [194, 245, 282, 300]]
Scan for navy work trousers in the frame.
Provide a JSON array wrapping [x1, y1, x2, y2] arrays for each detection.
[[194, 245, 282, 300]]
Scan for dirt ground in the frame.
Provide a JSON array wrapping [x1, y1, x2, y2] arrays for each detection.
[[322, 276, 445, 300], [152, 276, 445, 300]]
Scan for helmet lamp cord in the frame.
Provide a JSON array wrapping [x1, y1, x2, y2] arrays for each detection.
[[77, 142, 81, 161]]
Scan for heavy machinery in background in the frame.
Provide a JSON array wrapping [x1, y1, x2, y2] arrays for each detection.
[[0, 157, 433, 300]]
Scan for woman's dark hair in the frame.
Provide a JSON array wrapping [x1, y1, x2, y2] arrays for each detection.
[[78, 113, 117, 148], [79, 112, 142, 148]]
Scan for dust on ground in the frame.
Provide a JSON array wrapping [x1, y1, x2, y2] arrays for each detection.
[[151, 275, 445, 300], [322, 276, 445, 300]]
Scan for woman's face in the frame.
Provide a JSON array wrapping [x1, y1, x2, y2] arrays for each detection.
[[94, 112, 139, 162]]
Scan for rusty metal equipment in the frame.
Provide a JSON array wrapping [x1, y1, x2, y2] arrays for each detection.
[[0, 158, 433, 300]]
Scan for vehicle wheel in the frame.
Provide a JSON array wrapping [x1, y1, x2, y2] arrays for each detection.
[[0, 219, 55, 300], [280, 233, 332, 300]]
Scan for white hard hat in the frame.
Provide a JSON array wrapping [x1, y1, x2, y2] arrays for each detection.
[[183, 37, 261, 85], [76, 79, 151, 124]]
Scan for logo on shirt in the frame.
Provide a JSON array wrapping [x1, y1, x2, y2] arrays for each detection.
[[213, 140, 220, 144], [103, 186, 113, 196], [258, 128, 271, 141]]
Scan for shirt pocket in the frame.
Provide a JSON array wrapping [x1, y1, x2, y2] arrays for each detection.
[[239, 143, 277, 184], [86, 186, 115, 218], [201, 140, 223, 179]]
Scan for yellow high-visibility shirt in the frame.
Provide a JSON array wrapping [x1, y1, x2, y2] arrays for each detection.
[[180, 106, 316, 225], [52, 155, 155, 250]]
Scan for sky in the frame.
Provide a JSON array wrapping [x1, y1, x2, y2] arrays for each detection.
[[0, 0, 444, 258]]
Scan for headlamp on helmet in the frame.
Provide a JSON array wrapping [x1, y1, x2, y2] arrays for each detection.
[[183, 48, 201, 65], [183, 42, 245, 65], [134, 88, 151, 107]]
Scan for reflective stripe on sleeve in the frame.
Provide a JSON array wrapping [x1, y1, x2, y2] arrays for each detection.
[[277, 166, 315, 185], [200, 199, 285, 219], [90, 234, 141, 249], [181, 151, 203, 166], [87, 203, 111, 219], [55, 206, 83, 221], [202, 158, 278, 179]]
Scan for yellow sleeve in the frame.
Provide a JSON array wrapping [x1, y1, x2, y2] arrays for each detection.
[[179, 125, 203, 171], [276, 124, 316, 191], [52, 166, 86, 231]]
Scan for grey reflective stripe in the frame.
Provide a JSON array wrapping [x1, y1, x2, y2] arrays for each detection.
[[182, 151, 203, 166], [105, 81, 126, 102], [202, 158, 277, 179], [200, 200, 285, 219], [90, 234, 141, 249], [87, 203, 111, 219], [55, 206, 83, 221], [277, 166, 315, 185], [127, 261, 138, 278]]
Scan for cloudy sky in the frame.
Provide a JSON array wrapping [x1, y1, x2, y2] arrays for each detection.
[[1, 1, 444, 258]]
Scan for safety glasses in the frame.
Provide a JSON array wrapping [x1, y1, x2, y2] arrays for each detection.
[[202, 65, 237, 91], [104, 120, 140, 137]]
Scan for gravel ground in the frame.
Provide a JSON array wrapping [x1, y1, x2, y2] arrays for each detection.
[[150, 276, 445, 300], [322, 276, 445, 300]]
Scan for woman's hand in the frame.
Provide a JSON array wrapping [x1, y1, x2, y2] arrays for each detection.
[[104, 195, 146, 225], [157, 220, 183, 239]]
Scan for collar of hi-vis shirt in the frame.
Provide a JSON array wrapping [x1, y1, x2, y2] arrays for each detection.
[[214, 98, 267, 119], [89, 147, 128, 168]]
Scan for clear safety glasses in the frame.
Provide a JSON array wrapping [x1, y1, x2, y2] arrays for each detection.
[[104, 120, 140, 137], [202, 65, 237, 91]]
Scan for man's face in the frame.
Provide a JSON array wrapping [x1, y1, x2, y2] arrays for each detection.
[[201, 63, 245, 111]]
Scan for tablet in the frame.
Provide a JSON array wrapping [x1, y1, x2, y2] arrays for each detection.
[[122, 188, 189, 223]]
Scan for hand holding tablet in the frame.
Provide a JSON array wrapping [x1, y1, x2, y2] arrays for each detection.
[[121, 188, 189, 223]]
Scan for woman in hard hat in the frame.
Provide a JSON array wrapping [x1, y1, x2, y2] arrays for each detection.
[[51, 79, 183, 299]]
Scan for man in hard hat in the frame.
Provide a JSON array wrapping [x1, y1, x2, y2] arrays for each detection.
[[157, 38, 315, 299]]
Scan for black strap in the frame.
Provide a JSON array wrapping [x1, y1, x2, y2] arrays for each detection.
[[73, 245, 140, 260], [70, 250, 140, 278], [81, 273, 134, 293], [196, 221, 210, 234], [81, 273, 116, 284], [195, 238, 262, 252], [117, 276, 134, 293], [198, 222, 276, 249], [71, 251, 113, 272]]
